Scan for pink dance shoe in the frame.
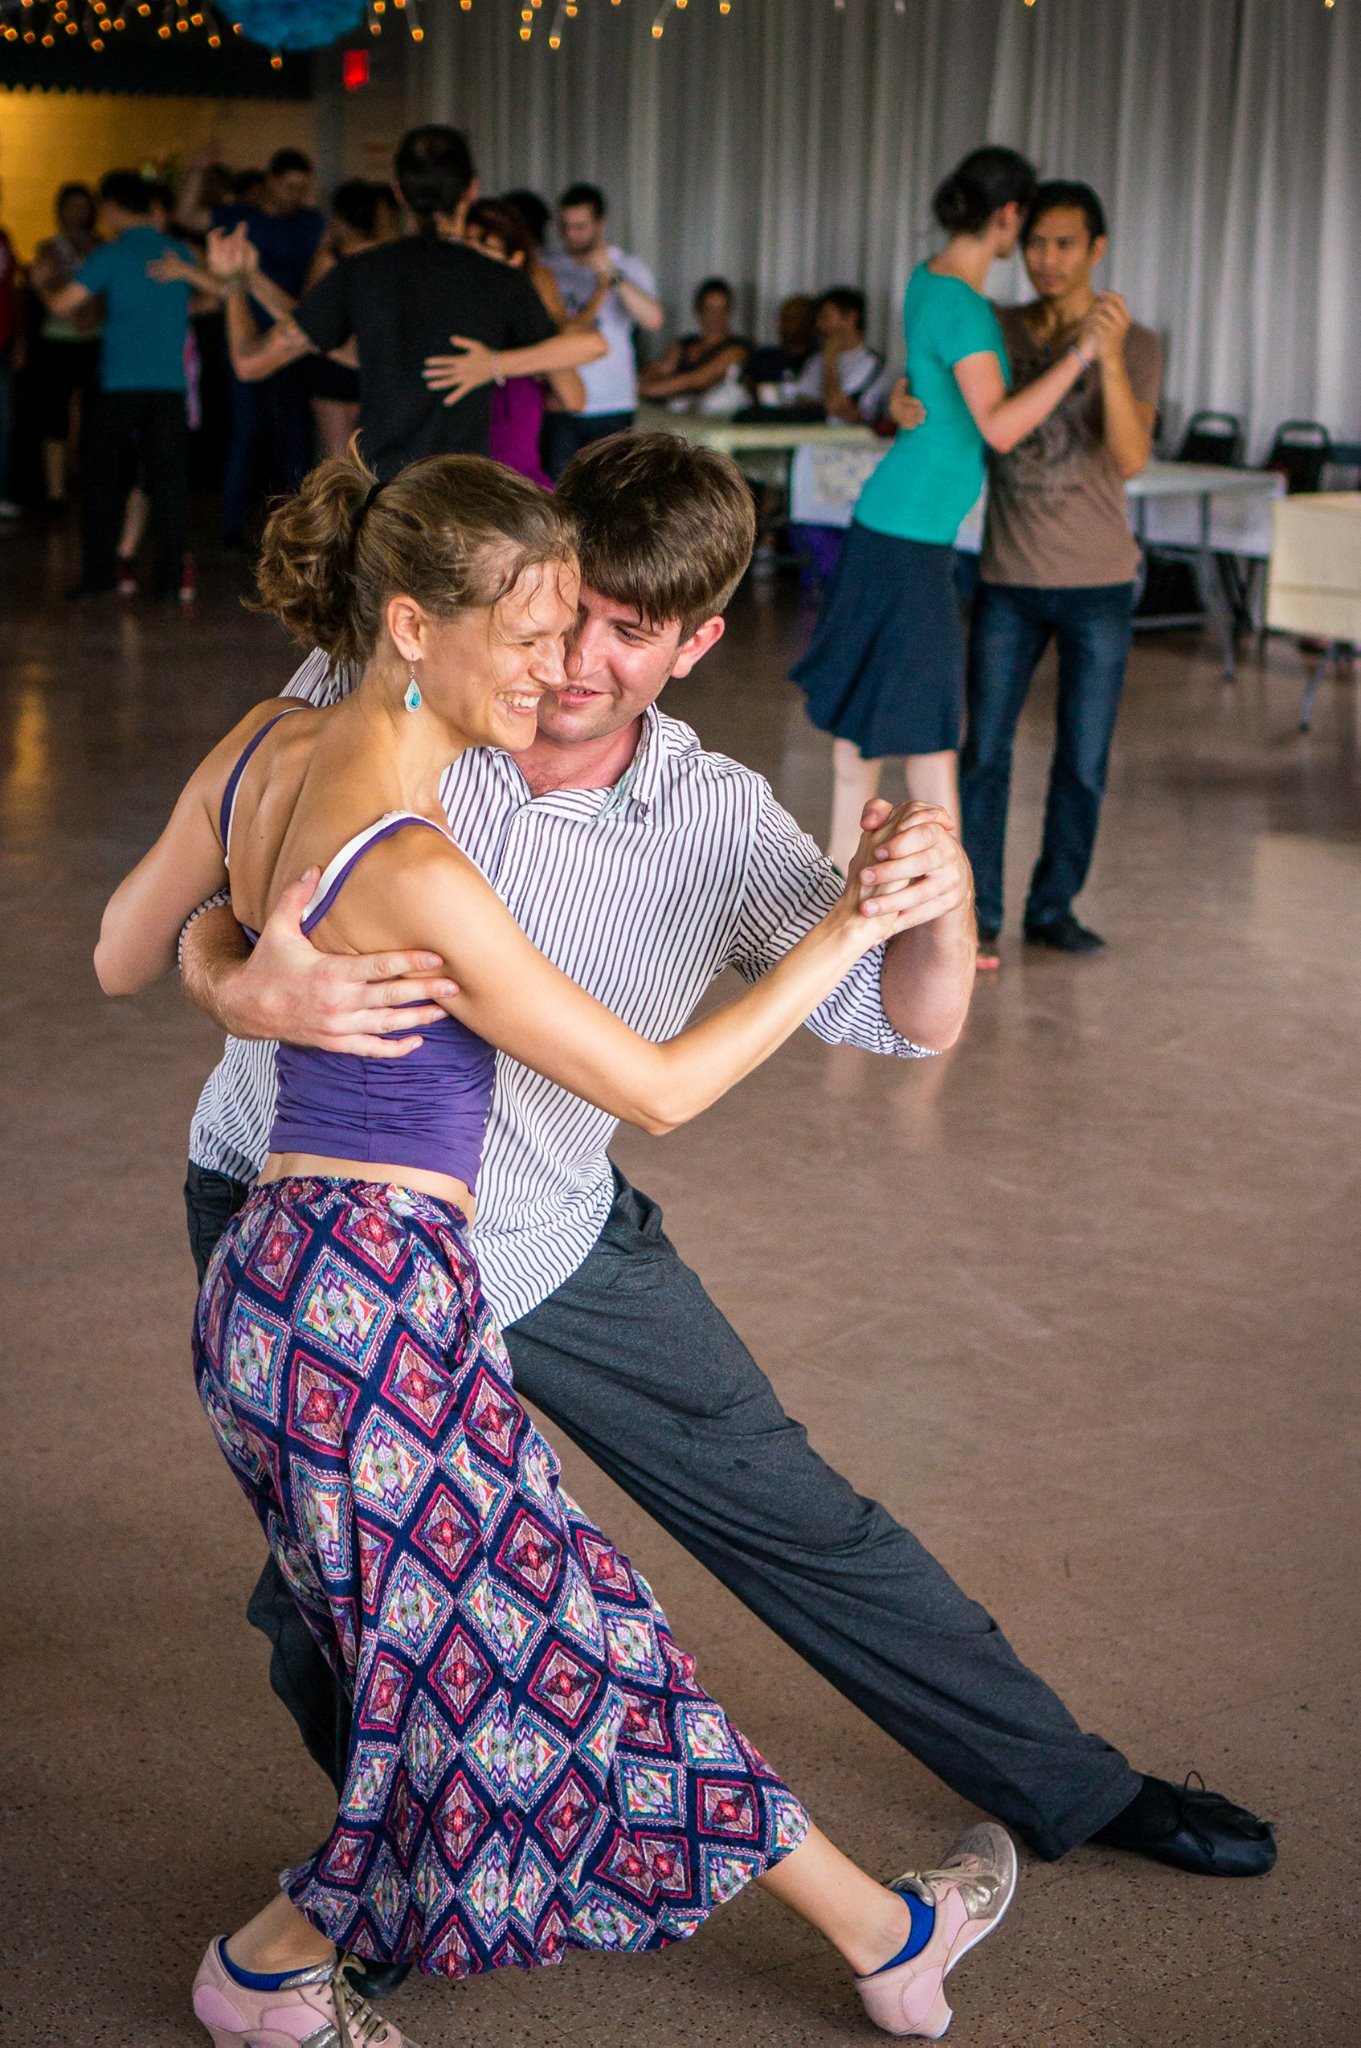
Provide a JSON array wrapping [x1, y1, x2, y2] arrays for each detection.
[[192, 1940, 419, 2048], [856, 1823, 1018, 2038]]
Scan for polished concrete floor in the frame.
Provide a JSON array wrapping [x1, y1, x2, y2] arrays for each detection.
[[2, 516, 1359, 2047]]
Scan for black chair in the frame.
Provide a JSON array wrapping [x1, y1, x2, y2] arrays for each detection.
[[1176, 409, 1245, 468], [1263, 419, 1331, 495], [1324, 439, 1361, 486]]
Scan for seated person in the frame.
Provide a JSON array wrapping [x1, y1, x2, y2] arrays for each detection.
[[786, 291, 904, 592], [746, 292, 818, 396], [789, 287, 893, 421], [639, 276, 751, 412]]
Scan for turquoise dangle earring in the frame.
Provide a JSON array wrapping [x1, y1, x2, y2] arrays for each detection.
[[403, 663, 422, 714]]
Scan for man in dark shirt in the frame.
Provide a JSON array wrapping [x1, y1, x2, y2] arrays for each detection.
[[215, 126, 603, 481]]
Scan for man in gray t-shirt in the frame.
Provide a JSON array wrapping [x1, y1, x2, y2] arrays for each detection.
[[543, 180, 663, 478], [960, 180, 1163, 961]]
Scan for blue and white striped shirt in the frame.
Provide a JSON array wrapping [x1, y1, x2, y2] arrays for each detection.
[[189, 649, 930, 1326]]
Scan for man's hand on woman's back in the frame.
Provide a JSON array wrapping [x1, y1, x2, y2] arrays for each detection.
[[180, 872, 458, 1056]]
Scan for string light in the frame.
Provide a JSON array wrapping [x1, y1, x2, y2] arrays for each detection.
[[6, 0, 1000, 66]]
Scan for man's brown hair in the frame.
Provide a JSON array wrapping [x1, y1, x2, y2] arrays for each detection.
[[556, 432, 756, 639]]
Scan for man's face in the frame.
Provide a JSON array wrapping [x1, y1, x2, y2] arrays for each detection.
[[59, 192, 94, 237], [268, 168, 312, 215], [558, 202, 604, 258], [1023, 206, 1105, 302], [534, 585, 718, 746], [816, 299, 860, 351]]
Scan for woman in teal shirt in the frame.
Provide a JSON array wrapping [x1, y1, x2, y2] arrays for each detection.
[[794, 148, 1110, 874]]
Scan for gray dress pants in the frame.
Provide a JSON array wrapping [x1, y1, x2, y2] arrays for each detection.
[[188, 1164, 1138, 1859]]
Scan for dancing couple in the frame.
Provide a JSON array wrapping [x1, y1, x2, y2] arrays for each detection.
[[100, 432, 1270, 2046]]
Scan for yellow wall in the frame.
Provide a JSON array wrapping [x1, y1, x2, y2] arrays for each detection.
[[0, 91, 317, 258]]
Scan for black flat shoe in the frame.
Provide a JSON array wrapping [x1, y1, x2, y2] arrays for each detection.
[[1093, 1772, 1277, 1877], [1024, 911, 1106, 954], [349, 1957, 412, 1999]]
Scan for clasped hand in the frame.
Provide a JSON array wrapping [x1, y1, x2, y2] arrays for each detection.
[[843, 797, 972, 937], [204, 222, 260, 280], [1077, 291, 1131, 363]]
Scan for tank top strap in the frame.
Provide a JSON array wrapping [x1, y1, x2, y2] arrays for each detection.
[[219, 704, 307, 862], [301, 811, 456, 937]]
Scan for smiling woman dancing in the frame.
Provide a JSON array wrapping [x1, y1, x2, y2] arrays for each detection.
[[97, 448, 1015, 2047]]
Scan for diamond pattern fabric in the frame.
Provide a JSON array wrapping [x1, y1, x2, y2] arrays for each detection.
[[194, 1178, 807, 1975]]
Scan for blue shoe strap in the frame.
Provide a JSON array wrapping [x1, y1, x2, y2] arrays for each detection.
[[218, 1939, 321, 1992], [865, 1887, 937, 1975]]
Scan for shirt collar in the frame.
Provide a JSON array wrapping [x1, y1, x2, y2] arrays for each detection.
[[480, 702, 672, 821], [597, 702, 668, 818]]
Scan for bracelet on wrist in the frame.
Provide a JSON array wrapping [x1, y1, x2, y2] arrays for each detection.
[[177, 887, 232, 971], [1068, 341, 1095, 371]]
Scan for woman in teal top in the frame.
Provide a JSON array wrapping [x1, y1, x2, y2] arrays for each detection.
[[793, 147, 1110, 875]]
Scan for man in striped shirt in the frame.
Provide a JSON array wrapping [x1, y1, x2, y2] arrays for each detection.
[[180, 432, 1274, 1900]]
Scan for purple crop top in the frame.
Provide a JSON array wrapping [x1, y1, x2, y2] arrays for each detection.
[[223, 711, 496, 1192]]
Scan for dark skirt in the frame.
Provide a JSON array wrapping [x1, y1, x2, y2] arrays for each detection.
[[791, 520, 965, 757]]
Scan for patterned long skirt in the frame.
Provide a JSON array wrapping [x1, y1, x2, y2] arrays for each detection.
[[193, 1177, 808, 1976]]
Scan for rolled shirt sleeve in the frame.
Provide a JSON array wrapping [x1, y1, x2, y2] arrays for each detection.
[[724, 777, 933, 1059]]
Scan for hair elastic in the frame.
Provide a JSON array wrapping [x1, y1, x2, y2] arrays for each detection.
[[352, 478, 386, 539]]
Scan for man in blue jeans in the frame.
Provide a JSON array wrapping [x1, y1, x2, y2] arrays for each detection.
[[960, 181, 1162, 962]]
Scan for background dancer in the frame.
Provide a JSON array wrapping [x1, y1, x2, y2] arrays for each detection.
[[543, 181, 663, 478], [959, 180, 1161, 964], [210, 126, 605, 480], [448, 197, 586, 486], [791, 147, 1113, 875]]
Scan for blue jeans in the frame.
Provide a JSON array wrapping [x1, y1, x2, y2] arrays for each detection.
[[961, 580, 1135, 932]]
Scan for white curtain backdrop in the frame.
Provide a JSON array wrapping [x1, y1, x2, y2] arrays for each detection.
[[393, 0, 1361, 453]]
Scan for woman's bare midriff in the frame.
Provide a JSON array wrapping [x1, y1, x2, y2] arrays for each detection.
[[260, 1153, 476, 1225]]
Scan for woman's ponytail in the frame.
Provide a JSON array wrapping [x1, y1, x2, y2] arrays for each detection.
[[252, 438, 578, 670], [253, 439, 375, 665]]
